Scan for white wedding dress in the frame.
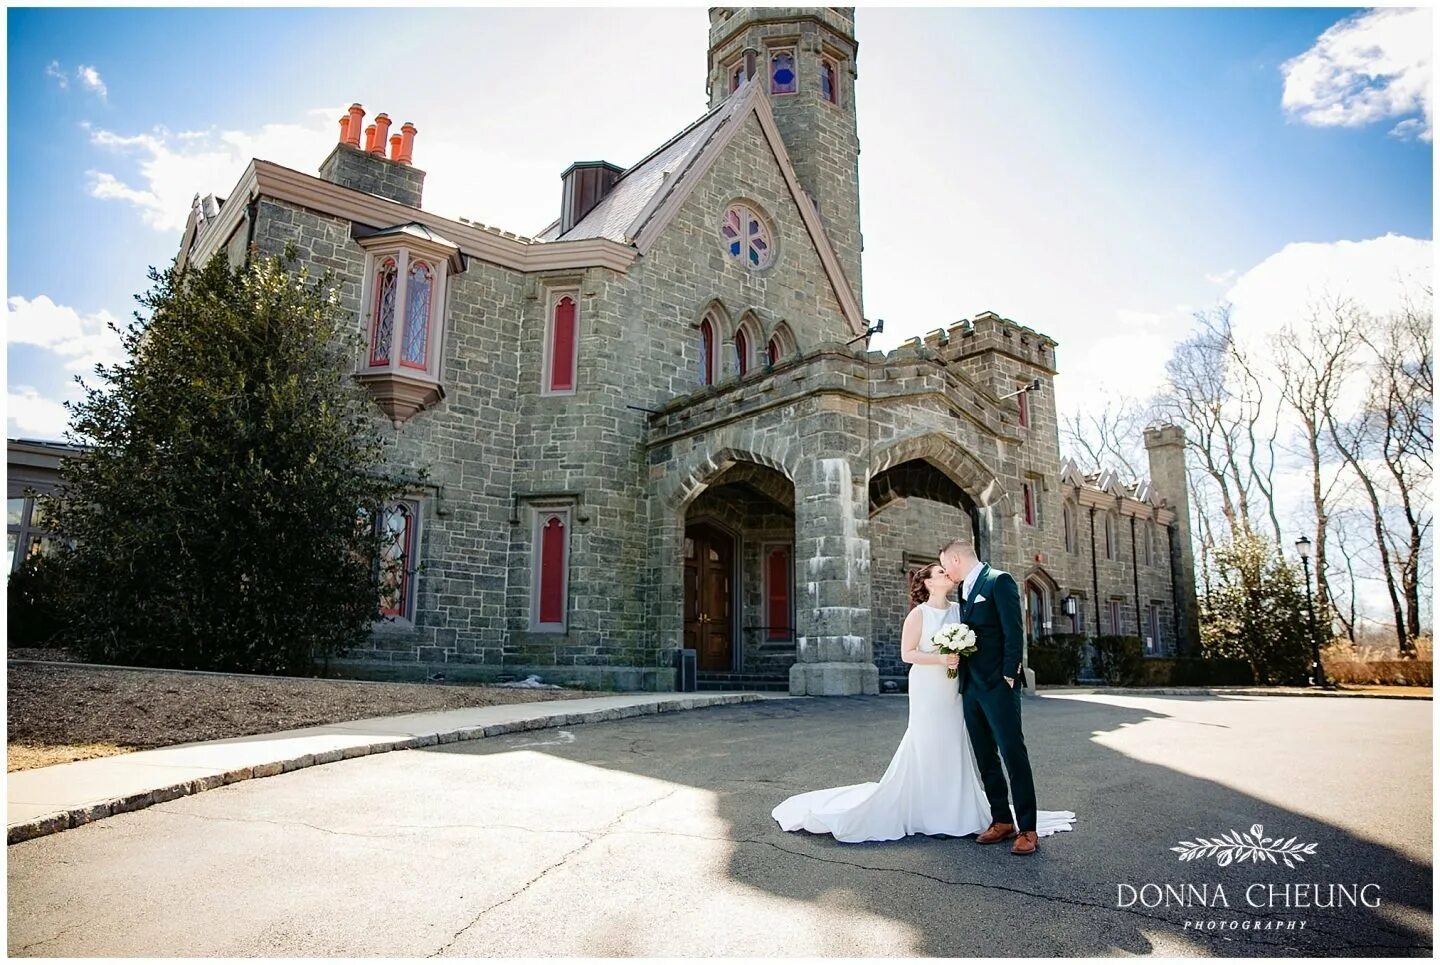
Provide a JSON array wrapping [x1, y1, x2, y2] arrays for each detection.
[[772, 601, 1077, 843]]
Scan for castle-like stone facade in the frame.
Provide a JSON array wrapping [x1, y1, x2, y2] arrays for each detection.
[[180, 7, 1200, 693]]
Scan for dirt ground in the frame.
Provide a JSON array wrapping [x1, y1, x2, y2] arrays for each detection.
[[5, 657, 594, 772]]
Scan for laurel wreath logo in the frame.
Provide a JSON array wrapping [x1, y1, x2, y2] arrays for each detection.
[[1170, 824, 1319, 868]]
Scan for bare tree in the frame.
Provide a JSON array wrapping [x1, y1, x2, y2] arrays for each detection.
[[1318, 299, 1420, 655], [1353, 294, 1432, 650], [1058, 397, 1149, 480], [1271, 295, 1360, 635], [1154, 307, 1271, 540]]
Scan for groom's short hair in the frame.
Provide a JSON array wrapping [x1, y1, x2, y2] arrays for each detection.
[[941, 537, 976, 560]]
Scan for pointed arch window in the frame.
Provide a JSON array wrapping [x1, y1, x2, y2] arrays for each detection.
[[820, 58, 838, 104], [1063, 502, 1076, 554], [1104, 512, 1117, 560], [699, 316, 717, 386], [730, 61, 745, 93], [770, 49, 796, 95], [368, 257, 399, 366], [735, 326, 750, 377], [401, 260, 433, 369], [720, 202, 774, 270], [767, 337, 781, 366], [533, 509, 570, 631], [544, 290, 579, 394]]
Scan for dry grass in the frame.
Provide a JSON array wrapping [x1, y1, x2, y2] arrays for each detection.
[[1321, 635, 1433, 687], [6, 658, 598, 772]]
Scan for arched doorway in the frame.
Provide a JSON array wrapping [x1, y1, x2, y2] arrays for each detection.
[[1024, 579, 1047, 645]]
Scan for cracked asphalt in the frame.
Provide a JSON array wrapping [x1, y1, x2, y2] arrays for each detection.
[[7, 692, 1432, 957]]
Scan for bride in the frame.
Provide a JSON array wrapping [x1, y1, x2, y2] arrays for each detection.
[[771, 562, 1077, 843]]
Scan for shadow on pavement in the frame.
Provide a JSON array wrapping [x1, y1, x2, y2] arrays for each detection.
[[437, 692, 1432, 957]]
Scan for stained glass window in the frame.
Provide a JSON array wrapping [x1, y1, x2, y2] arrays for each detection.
[[401, 260, 432, 369], [771, 51, 796, 94], [369, 257, 398, 366], [720, 204, 773, 269], [377, 501, 414, 618], [821, 59, 837, 103]]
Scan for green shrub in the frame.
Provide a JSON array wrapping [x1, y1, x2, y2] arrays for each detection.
[[6, 552, 68, 648], [1028, 634, 1086, 684], [1091, 635, 1145, 685]]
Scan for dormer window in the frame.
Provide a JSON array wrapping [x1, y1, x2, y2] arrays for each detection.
[[770, 49, 796, 95], [820, 58, 838, 104], [353, 223, 463, 427]]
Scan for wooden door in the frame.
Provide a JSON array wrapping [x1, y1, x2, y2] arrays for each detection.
[[683, 524, 734, 672]]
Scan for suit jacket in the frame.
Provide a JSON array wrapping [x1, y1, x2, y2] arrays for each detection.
[[953, 563, 1025, 694]]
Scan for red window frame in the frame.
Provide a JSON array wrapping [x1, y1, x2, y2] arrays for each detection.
[[735, 328, 749, 377], [821, 59, 838, 104], [549, 295, 577, 392], [767, 337, 780, 366], [1023, 483, 1035, 526], [537, 512, 567, 627], [368, 257, 398, 367]]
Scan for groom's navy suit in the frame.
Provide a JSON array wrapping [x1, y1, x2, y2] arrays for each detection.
[[956, 562, 1038, 834]]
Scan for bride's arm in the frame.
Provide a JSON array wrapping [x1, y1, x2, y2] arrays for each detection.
[[900, 608, 946, 666]]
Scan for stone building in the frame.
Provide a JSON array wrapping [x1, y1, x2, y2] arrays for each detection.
[[179, 7, 1200, 693]]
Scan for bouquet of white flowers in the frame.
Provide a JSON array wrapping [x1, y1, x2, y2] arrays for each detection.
[[931, 622, 978, 679]]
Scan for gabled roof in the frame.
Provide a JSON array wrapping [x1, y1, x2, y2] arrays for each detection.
[[533, 90, 744, 244], [533, 77, 865, 337]]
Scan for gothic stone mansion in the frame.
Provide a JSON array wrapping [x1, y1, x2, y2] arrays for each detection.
[[180, 7, 1201, 694]]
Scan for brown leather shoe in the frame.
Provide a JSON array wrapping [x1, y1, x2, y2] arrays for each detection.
[[975, 821, 1017, 844], [1011, 830, 1039, 855]]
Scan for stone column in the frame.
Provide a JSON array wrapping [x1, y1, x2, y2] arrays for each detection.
[[789, 455, 879, 696], [1144, 424, 1200, 656]]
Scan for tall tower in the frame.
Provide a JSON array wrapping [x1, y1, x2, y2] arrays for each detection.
[[1144, 424, 1201, 656], [707, 7, 864, 308]]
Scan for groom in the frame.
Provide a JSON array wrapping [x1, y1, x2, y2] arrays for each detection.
[[939, 537, 1040, 855]]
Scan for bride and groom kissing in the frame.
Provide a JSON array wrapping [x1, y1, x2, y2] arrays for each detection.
[[772, 536, 1077, 851]]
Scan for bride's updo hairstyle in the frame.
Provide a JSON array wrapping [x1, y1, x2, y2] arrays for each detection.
[[908, 564, 937, 609]]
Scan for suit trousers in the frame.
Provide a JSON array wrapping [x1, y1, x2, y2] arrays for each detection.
[[961, 674, 1038, 833]]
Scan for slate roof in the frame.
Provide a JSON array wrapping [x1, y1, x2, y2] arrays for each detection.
[[532, 82, 752, 244]]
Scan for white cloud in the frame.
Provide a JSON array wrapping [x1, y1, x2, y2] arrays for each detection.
[[7, 294, 127, 373], [45, 60, 68, 89], [76, 64, 107, 100], [85, 116, 342, 232], [1281, 8, 1433, 141], [1223, 233, 1432, 352], [7, 386, 73, 440]]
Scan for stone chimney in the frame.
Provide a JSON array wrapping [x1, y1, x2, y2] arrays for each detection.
[[320, 103, 425, 208], [1144, 423, 1201, 656], [559, 161, 624, 235]]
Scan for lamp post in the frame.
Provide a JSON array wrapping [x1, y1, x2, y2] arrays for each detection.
[[1294, 535, 1328, 689]]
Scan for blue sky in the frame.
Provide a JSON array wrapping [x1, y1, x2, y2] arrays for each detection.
[[7, 4, 1433, 441]]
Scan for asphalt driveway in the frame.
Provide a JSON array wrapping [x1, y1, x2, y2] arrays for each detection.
[[7, 692, 1432, 957]]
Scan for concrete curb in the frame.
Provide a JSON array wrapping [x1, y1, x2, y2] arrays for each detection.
[[1041, 686, 1431, 701], [7, 692, 769, 846]]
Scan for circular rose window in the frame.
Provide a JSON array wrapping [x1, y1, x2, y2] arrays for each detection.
[[720, 202, 774, 269]]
